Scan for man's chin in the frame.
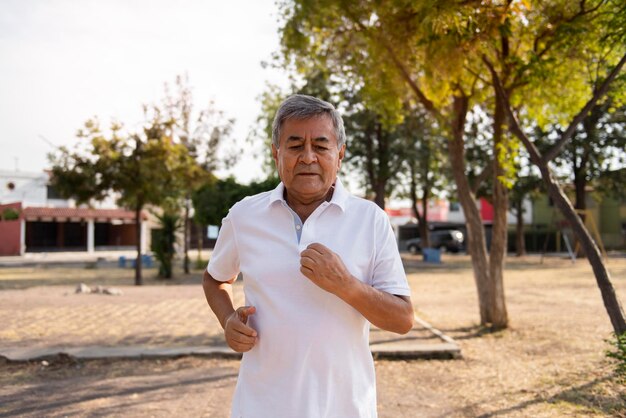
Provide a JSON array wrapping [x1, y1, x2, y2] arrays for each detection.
[[289, 182, 329, 196]]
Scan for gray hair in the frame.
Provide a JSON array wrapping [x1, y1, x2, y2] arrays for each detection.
[[271, 94, 346, 149]]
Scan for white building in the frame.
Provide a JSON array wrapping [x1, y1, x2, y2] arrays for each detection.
[[0, 170, 147, 256]]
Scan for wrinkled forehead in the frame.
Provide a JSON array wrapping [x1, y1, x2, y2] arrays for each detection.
[[278, 115, 338, 146]]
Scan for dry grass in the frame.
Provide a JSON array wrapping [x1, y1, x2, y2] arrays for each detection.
[[377, 254, 626, 417], [0, 254, 625, 417], [0, 263, 204, 289]]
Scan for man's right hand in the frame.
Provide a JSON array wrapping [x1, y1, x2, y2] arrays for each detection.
[[224, 306, 258, 353]]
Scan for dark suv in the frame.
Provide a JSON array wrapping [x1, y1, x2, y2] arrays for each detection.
[[405, 229, 464, 254]]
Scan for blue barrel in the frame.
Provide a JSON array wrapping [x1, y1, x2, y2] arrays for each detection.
[[422, 248, 441, 264]]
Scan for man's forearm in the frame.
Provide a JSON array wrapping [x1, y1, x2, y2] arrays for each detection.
[[340, 279, 414, 334], [202, 270, 236, 329]]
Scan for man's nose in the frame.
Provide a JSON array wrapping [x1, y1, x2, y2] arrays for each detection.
[[299, 144, 317, 164]]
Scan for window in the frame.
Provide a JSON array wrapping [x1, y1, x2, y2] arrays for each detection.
[[46, 185, 63, 200], [449, 202, 460, 212]]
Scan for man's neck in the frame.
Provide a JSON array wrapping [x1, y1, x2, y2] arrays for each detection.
[[284, 186, 334, 223]]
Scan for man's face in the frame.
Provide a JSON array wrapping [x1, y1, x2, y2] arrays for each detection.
[[272, 115, 345, 203]]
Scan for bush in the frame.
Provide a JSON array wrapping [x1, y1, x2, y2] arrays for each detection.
[[194, 257, 209, 270], [151, 212, 181, 279], [606, 331, 626, 382], [2, 207, 20, 221]]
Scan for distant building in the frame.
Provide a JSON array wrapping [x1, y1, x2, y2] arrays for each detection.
[[386, 197, 533, 251], [531, 185, 626, 252], [0, 170, 148, 256]]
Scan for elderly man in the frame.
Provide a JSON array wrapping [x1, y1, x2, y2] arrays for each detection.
[[202, 94, 413, 418]]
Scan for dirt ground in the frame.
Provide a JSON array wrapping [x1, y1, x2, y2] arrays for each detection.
[[1, 254, 625, 417]]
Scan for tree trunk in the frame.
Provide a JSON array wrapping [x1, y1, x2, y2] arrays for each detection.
[[409, 165, 430, 248], [421, 164, 432, 248], [197, 223, 204, 267], [420, 188, 431, 248], [538, 163, 626, 334], [515, 201, 526, 256], [373, 121, 387, 209], [183, 197, 190, 274], [373, 181, 386, 209], [488, 93, 509, 329], [446, 95, 493, 326], [134, 204, 143, 286], [486, 49, 626, 335]]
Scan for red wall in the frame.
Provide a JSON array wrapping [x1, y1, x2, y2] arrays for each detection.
[[0, 203, 22, 256], [480, 198, 494, 222]]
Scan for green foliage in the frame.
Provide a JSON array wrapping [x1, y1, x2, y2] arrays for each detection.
[[151, 211, 181, 279], [342, 95, 408, 207], [398, 107, 451, 200], [1, 208, 20, 221], [49, 96, 210, 285], [49, 114, 197, 210], [509, 173, 543, 214], [252, 83, 288, 174], [606, 332, 626, 382], [533, 99, 626, 202], [192, 175, 280, 227], [194, 257, 209, 270]]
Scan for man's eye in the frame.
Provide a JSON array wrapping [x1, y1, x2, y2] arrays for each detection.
[[289, 145, 303, 150], [316, 146, 328, 151]]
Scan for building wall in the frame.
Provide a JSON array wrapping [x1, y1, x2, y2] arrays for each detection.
[[599, 196, 626, 249], [1, 170, 52, 206], [0, 170, 118, 209], [531, 190, 626, 250], [0, 202, 22, 256], [0, 220, 21, 255]]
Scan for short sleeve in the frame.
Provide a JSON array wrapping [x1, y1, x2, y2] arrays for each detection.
[[370, 211, 411, 296], [207, 214, 240, 282]]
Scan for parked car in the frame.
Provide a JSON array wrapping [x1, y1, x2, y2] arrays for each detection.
[[405, 229, 464, 254]]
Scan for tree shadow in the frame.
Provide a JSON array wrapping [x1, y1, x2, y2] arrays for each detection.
[[473, 374, 623, 417], [439, 324, 502, 341], [0, 363, 237, 417]]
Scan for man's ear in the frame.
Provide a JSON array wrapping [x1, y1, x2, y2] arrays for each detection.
[[272, 144, 279, 165], [338, 144, 346, 167]]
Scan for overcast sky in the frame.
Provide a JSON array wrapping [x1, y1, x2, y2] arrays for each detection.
[[0, 0, 289, 183]]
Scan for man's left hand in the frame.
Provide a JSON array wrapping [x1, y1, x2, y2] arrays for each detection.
[[300, 243, 354, 296]]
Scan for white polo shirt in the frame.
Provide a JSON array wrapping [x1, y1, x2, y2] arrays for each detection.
[[208, 179, 410, 418]]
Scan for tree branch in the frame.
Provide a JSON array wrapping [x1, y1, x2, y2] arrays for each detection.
[[471, 164, 493, 196], [482, 56, 543, 166], [543, 52, 626, 163], [379, 37, 445, 122], [344, 10, 446, 124]]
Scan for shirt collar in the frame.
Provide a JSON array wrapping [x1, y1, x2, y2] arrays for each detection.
[[268, 178, 348, 212]]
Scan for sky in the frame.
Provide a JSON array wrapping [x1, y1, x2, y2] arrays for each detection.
[[0, 0, 289, 183]]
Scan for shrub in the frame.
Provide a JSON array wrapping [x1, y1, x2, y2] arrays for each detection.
[[2, 207, 20, 221], [606, 331, 626, 382], [151, 212, 181, 279]]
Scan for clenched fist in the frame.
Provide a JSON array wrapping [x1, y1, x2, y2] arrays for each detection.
[[224, 306, 258, 353], [300, 243, 355, 297]]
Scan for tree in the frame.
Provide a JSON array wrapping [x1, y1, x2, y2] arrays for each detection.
[[278, 0, 626, 333], [151, 210, 182, 279], [161, 75, 234, 274], [278, 0, 509, 328], [397, 107, 451, 247], [488, 54, 626, 334], [193, 175, 281, 230], [509, 173, 542, 256], [480, 0, 626, 334], [342, 99, 407, 209], [535, 98, 626, 226], [50, 112, 196, 285]]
